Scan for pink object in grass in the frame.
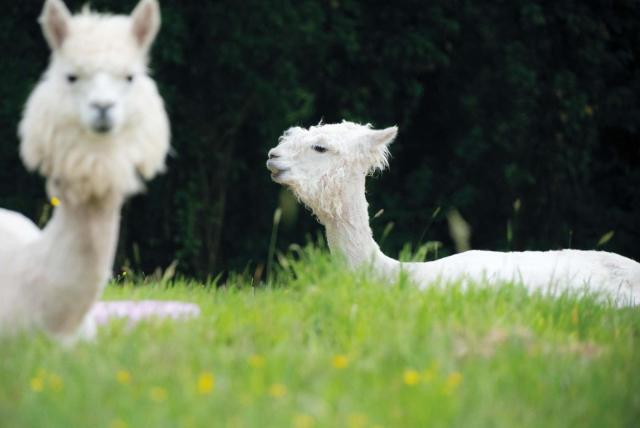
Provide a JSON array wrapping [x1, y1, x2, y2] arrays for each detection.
[[90, 301, 201, 326]]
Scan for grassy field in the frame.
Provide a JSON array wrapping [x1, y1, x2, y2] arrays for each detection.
[[0, 245, 638, 428]]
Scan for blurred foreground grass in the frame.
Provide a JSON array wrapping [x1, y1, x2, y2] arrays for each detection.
[[0, 245, 638, 427]]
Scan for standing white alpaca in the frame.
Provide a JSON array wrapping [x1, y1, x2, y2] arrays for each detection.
[[267, 121, 640, 305], [0, 0, 170, 341]]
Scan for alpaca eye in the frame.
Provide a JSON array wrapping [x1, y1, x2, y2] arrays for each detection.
[[126, 74, 134, 83], [66, 74, 78, 83], [312, 145, 328, 153]]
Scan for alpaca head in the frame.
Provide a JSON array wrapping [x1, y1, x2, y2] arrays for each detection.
[[267, 121, 397, 220], [19, 0, 170, 204]]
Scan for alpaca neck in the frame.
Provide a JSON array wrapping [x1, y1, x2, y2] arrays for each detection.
[[32, 195, 123, 335], [321, 175, 400, 274]]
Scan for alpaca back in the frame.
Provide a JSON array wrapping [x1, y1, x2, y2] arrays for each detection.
[[0, 209, 40, 253], [409, 249, 640, 304]]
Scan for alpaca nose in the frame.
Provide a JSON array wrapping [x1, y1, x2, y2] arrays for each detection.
[[91, 102, 114, 117], [268, 149, 280, 159], [90, 102, 115, 134]]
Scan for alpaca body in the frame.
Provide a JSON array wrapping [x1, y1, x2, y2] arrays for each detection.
[[0, 198, 121, 338], [0, 0, 169, 341], [268, 121, 640, 305], [407, 249, 639, 300], [0, 208, 40, 251]]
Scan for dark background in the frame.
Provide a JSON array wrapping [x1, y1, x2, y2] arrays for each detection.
[[1, 0, 639, 280]]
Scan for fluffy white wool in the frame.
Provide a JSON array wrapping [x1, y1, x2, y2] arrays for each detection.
[[0, 0, 169, 342], [20, 0, 168, 203], [268, 121, 640, 306], [274, 122, 392, 221]]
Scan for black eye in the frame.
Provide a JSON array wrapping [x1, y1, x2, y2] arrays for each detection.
[[126, 74, 134, 83], [66, 74, 78, 83], [312, 145, 328, 153]]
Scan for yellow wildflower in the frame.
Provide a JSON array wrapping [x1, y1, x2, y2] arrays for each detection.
[[347, 413, 367, 428], [48, 373, 64, 392], [116, 370, 131, 385], [268, 383, 287, 398], [30, 376, 44, 392], [293, 414, 314, 428], [403, 369, 420, 386], [248, 354, 265, 368], [149, 386, 168, 402], [109, 419, 128, 428], [50, 196, 60, 207], [584, 105, 594, 116], [443, 371, 463, 395], [197, 372, 215, 395], [331, 354, 349, 369]]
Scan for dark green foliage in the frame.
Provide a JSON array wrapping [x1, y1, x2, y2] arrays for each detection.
[[0, 0, 638, 278]]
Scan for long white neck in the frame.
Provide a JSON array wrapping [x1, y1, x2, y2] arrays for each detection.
[[28, 194, 123, 336], [320, 174, 400, 276]]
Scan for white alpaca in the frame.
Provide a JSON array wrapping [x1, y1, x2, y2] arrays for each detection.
[[267, 121, 640, 305], [0, 0, 170, 341]]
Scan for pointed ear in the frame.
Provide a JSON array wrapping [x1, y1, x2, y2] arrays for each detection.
[[360, 126, 397, 174], [131, 0, 161, 53], [40, 0, 72, 50], [369, 126, 398, 147]]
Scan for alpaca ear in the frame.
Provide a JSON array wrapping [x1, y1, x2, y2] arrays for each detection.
[[369, 126, 398, 147], [363, 126, 396, 173], [131, 0, 161, 52], [40, 0, 72, 50]]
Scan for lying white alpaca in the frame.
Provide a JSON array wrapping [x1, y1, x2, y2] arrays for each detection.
[[267, 121, 640, 305], [0, 0, 170, 341]]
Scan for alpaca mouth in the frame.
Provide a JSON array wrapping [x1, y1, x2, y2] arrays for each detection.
[[266, 160, 289, 182], [270, 169, 289, 182], [92, 119, 114, 134], [271, 171, 288, 182]]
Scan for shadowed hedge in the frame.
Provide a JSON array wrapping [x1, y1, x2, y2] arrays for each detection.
[[1, 0, 638, 279]]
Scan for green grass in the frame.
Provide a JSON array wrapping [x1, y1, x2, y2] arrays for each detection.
[[0, 245, 639, 428]]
